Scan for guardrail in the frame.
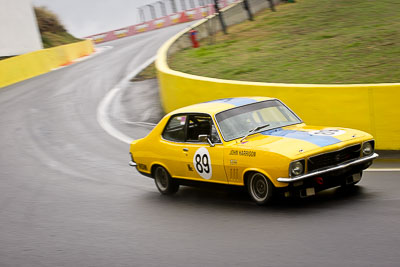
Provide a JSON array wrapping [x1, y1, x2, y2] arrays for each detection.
[[0, 40, 94, 88], [84, 1, 240, 44], [156, 0, 400, 150]]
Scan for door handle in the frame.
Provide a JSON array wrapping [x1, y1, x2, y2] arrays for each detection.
[[183, 148, 189, 152]]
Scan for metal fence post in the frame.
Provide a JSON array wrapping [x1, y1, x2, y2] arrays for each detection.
[[169, 0, 178, 13], [180, 0, 187, 10], [138, 7, 146, 22], [266, 0, 276, 12], [213, 0, 227, 34], [243, 0, 254, 21], [158, 1, 167, 16], [147, 4, 157, 19]]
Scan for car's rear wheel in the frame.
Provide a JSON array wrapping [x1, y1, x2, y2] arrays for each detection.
[[248, 172, 274, 205], [154, 166, 179, 195]]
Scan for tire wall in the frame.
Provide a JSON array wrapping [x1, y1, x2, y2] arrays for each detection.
[[0, 40, 94, 88], [156, 0, 400, 150]]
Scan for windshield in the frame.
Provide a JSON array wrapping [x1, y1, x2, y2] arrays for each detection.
[[215, 100, 302, 141]]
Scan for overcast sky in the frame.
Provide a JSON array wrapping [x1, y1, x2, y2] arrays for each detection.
[[32, 0, 183, 37]]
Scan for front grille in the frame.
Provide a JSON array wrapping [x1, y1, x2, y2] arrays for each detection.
[[307, 144, 361, 172]]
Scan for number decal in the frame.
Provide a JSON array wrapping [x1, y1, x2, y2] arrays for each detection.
[[195, 154, 203, 173], [309, 129, 345, 136], [202, 154, 210, 174], [193, 147, 212, 179]]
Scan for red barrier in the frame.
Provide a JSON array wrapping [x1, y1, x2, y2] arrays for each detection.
[[85, 2, 237, 44]]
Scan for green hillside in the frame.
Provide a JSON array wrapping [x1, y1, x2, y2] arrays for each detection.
[[34, 6, 81, 48], [169, 0, 400, 84]]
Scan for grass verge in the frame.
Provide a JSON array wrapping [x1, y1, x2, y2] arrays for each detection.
[[168, 0, 400, 84], [35, 6, 82, 48], [131, 63, 157, 82]]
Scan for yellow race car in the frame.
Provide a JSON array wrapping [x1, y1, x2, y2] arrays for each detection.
[[129, 97, 378, 205]]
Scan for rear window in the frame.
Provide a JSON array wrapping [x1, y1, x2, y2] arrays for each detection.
[[162, 115, 187, 142]]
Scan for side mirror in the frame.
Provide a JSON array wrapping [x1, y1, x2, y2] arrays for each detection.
[[198, 134, 215, 147]]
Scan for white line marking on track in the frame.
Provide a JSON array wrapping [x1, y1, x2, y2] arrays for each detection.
[[97, 86, 134, 144], [366, 168, 400, 172], [97, 55, 157, 144], [120, 119, 157, 127]]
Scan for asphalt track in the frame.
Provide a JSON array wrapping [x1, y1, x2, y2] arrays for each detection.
[[1, 23, 400, 267]]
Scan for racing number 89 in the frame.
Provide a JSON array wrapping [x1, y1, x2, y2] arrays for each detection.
[[195, 154, 210, 174], [193, 147, 212, 179]]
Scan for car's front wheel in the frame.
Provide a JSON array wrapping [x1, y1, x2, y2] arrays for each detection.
[[248, 172, 274, 205], [154, 166, 179, 195]]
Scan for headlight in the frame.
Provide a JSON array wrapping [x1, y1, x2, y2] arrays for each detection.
[[362, 141, 374, 156], [289, 160, 305, 177]]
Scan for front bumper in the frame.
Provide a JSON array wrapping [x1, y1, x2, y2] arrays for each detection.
[[129, 161, 137, 167], [277, 153, 379, 183]]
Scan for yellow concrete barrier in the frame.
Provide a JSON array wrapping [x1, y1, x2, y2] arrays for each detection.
[[156, 16, 400, 150], [0, 39, 94, 88]]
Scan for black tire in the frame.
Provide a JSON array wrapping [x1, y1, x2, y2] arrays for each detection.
[[247, 172, 274, 205], [154, 166, 179, 195]]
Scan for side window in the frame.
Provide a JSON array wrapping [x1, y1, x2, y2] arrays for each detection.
[[210, 124, 221, 143], [162, 115, 187, 142], [187, 114, 221, 143]]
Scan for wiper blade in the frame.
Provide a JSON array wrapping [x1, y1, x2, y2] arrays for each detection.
[[240, 124, 270, 143]]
